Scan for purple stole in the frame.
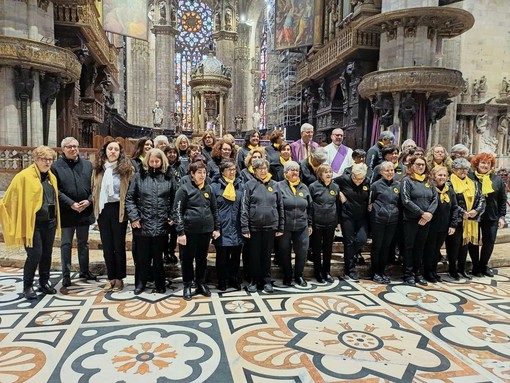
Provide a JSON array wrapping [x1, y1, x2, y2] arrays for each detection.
[[331, 144, 348, 173]]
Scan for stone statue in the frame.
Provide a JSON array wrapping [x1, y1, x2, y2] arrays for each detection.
[[497, 116, 508, 155], [215, 10, 221, 31], [14, 66, 35, 101], [398, 92, 418, 126], [318, 82, 327, 108], [501, 77, 509, 95], [339, 75, 347, 101], [225, 8, 233, 31], [472, 79, 479, 95], [252, 106, 261, 129], [159, 1, 167, 24], [152, 101, 164, 127], [478, 75, 487, 97], [372, 94, 393, 127], [304, 87, 316, 114], [475, 113, 488, 134], [427, 96, 452, 125], [462, 131, 472, 150]]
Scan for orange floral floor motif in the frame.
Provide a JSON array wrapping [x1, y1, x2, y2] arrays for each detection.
[[0, 266, 509, 382]]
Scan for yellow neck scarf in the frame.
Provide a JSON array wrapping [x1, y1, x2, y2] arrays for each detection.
[[248, 144, 257, 150], [393, 161, 399, 169], [474, 170, 494, 196], [280, 156, 290, 166], [286, 177, 300, 195], [308, 157, 318, 172], [261, 173, 272, 183], [436, 184, 450, 203], [248, 166, 254, 174], [450, 173, 478, 244], [413, 173, 426, 182], [273, 143, 280, 149], [324, 179, 331, 186], [196, 182, 205, 190], [378, 141, 384, 147], [434, 161, 443, 167], [222, 176, 236, 201]]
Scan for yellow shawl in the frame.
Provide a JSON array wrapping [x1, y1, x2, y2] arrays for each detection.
[[0, 164, 60, 247]]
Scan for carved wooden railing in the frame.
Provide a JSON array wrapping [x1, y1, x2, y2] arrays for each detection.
[[53, 0, 118, 79], [79, 97, 105, 123], [297, 27, 380, 83]]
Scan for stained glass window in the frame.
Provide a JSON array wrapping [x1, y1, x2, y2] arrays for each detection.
[[175, 0, 213, 131], [258, 24, 268, 131]]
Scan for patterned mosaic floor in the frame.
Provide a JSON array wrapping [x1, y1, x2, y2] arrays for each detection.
[[0, 267, 509, 383]]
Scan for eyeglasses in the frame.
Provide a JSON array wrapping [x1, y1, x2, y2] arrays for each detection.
[[65, 145, 79, 150], [414, 163, 426, 167], [38, 158, 54, 163]]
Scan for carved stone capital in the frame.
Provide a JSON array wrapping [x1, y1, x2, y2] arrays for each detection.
[[358, 67, 464, 99], [151, 25, 178, 36], [0, 36, 81, 82]]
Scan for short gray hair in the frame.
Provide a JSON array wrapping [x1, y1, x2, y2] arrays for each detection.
[[61, 137, 78, 148], [310, 147, 327, 163], [451, 144, 469, 155], [451, 158, 471, 170], [252, 158, 269, 170], [379, 131, 395, 141], [352, 163, 368, 178], [379, 161, 394, 172], [154, 135, 169, 146], [300, 123, 314, 133], [284, 160, 299, 173]]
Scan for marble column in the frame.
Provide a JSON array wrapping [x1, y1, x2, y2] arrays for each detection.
[[215, 38, 235, 132], [219, 93, 224, 137], [152, 25, 177, 130]]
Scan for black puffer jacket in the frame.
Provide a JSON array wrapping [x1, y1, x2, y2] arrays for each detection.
[[277, 180, 312, 231], [369, 178, 400, 225], [51, 156, 94, 227], [470, 171, 507, 222], [335, 174, 370, 221], [400, 176, 438, 221], [299, 159, 318, 186], [430, 182, 459, 232], [172, 180, 219, 235], [451, 175, 485, 224], [125, 169, 175, 237], [308, 180, 340, 228]]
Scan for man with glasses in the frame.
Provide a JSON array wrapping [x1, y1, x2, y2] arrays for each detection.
[[324, 128, 353, 177], [290, 123, 319, 162], [51, 137, 96, 287]]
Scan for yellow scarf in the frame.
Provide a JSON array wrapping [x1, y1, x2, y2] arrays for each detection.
[[378, 141, 384, 147], [222, 176, 236, 201], [393, 161, 399, 169], [324, 179, 331, 186], [413, 173, 426, 182], [450, 173, 478, 245], [0, 164, 60, 247], [436, 184, 450, 203], [197, 182, 205, 190], [474, 170, 494, 196], [286, 178, 300, 195], [248, 166, 254, 174], [280, 156, 290, 166], [308, 157, 319, 173], [434, 161, 443, 167], [261, 173, 272, 183], [273, 143, 280, 149], [248, 144, 258, 150]]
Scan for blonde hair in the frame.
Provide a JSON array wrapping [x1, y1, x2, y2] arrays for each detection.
[[32, 145, 56, 162], [143, 148, 169, 173], [175, 134, 189, 149], [351, 163, 368, 178], [244, 146, 266, 168], [316, 163, 332, 180]]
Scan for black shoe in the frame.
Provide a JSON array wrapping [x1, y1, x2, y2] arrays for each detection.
[[217, 281, 227, 291], [228, 279, 241, 290], [459, 271, 472, 280], [152, 287, 166, 294], [424, 273, 437, 283], [197, 284, 211, 297], [134, 284, 145, 295], [263, 283, 274, 293], [168, 254, 178, 264], [62, 276, 72, 287], [163, 254, 171, 264], [381, 274, 391, 284], [23, 286, 37, 300], [482, 267, 494, 278], [79, 271, 97, 281], [471, 268, 482, 277], [448, 272, 460, 281], [39, 282, 57, 295], [282, 278, 294, 287], [183, 286, 193, 300], [433, 272, 442, 282], [295, 277, 308, 287], [325, 274, 335, 283], [315, 274, 325, 283], [404, 277, 416, 286], [247, 282, 257, 292], [416, 276, 428, 286], [372, 274, 384, 283], [347, 272, 359, 282]]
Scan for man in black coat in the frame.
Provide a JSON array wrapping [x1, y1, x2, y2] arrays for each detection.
[[51, 137, 96, 287]]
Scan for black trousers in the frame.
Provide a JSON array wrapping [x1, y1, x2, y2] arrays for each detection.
[[370, 222, 397, 276], [246, 230, 275, 284], [97, 202, 127, 280], [215, 245, 242, 282], [445, 222, 468, 274], [310, 226, 335, 277], [135, 235, 167, 289], [24, 219, 57, 287], [469, 219, 498, 272], [180, 232, 211, 285], [402, 220, 430, 278], [423, 229, 448, 275], [166, 225, 178, 257], [340, 218, 368, 274], [276, 227, 309, 280]]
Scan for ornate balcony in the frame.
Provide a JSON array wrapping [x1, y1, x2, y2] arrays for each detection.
[[78, 97, 104, 123]]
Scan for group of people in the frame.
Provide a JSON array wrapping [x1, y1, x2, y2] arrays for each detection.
[[0, 123, 507, 301]]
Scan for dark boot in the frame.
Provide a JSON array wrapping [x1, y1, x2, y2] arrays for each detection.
[[23, 284, 37, 300]]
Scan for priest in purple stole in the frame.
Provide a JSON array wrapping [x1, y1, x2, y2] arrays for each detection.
[[325, 128, 353, 178]]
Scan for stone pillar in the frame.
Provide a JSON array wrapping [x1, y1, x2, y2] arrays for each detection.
[[199, 91, 205, 134], [215, 38, 235, 133], [219, 92, 224, 137], [312, 0, 324, 51], [152, 25, 177, 130], [193, 92, 199, 132], [235, 23, 250, 120]]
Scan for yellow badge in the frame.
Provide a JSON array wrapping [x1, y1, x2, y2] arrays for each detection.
[[425, 183, 430, 188], [393, 187, 399, 193], [363, 186, 368, 191], [329, 190, 336, 196], [298, 192, 304, 197], [396, 171, 402, 174], [204, 192, 209, 198], [268, 186, 273, 192]]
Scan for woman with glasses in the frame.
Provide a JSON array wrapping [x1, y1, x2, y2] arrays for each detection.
[[371, 145, 406, 184], [201, 130, 216, 163], [92, 140, 135, 292], [0, 146, 59, 300], [241, 159, 284, 293], [445, 158, 485, 280], [400, 156, 438, 286], [207, 140, 236, 179]]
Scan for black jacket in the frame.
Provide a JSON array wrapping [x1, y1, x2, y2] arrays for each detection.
[[211, 176, 244, 247], [451, 175, 485, 224], [51, 156, 94, 227], [277, 180, 312, 231], [369, 178, 400, 225], [125, 169, 175, 237], [400, 176, 438, 221], [470, 172, 507, 222], [366, 142, 383, 170], [172, 181, 219, 235], [241, 177, 284, 233], [371, 163, 406, 184], [309, 180, 340, 228], [430, 182, 459, 232], [335, 174, 370, 221], [299, 159, 318, 186]]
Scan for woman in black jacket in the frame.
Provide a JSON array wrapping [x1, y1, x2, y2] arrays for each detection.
[[126, 149, 175, 294], [368, 161, 400, 284], [236, 130, 260, 171], [336, 163, 370, 281], [130, 137, 153, 173], [276, 161, 313, 287], [469, 153, 505, 277], [400, 155, 438, 286], [207, 140, 236, 179], [241, 159, 284, 293], [309, 164, 340, 283], [240, 147, 266, 183], [423, 165, 458, 283], [173, 161, 220, 301], [211, 160, 244, 291], [270, 141, 292, 181], [445, 158, 485, 280]]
